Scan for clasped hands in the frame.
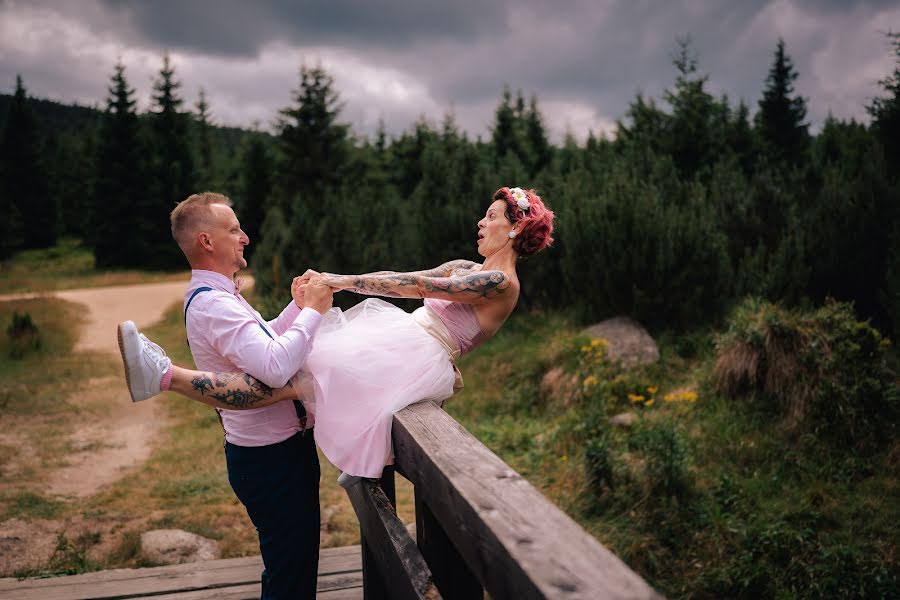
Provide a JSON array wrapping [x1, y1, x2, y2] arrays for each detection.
[[290, 269, 345, 314]]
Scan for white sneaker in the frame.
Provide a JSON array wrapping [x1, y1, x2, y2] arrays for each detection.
[[337, 472, 362, 489], [117, 320, 172, 402]]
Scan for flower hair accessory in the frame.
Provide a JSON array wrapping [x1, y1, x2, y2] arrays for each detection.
[[509, 187, 531, 213]]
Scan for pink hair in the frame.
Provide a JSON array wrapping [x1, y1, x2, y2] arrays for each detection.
[[493, 187, 555, 257]]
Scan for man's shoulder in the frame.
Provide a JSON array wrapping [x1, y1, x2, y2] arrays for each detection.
[[185, 287, 238, 317]]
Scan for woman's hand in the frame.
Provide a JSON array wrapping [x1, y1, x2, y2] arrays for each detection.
[[317, 273, 350, 290]]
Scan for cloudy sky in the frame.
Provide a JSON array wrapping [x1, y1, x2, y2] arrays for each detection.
[[1, 0, 898, 142]]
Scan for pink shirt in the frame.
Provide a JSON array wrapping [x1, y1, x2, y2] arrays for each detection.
[[184, 270, 321, 447]]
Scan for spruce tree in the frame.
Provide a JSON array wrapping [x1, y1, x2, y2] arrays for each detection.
[[193, 88, 217, 189], [148, 54, 194, 268], [664, 37, 725, 182], [0, 75, 55, 250], [235, 132, 272, 261], [525, 95, 552, 177], [275, 65, 348, 219], [491, 86, 517, 160], [92, 62, 153, 267], [756, 39, 809, 167], [867, 31, 900, 176], [257, 65, 348, 296]]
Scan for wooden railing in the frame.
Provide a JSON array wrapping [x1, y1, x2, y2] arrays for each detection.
[[345, 400, 664, 600]]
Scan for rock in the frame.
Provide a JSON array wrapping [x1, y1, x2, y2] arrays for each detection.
[[140, 529, 219, 565], [609, 412, 638, 427], [583, 317, 659, 369]]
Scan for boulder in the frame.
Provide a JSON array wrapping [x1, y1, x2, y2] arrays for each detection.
[[140, 529, 219, 565], [582, 317, 659, 368], [609, 412, 638, 427]]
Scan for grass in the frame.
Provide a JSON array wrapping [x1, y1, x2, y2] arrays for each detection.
[[3, 254, 896, 596], [445, 309, 900, 599], [0, 297, 120, 513], [0, 238, 188, 294]]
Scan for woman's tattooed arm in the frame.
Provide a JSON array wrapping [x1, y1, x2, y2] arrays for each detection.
[[323, 269, 509, 302], [336, 259, 479, 280]]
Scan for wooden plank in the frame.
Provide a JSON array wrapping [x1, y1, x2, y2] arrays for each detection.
[[346, 479, 441, 600], [145, 571, 363, 599], [415, 487, 482, 600], [0, 545, 362, 599], [393, 401, 663, 600]]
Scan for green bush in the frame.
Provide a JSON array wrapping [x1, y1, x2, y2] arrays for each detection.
[[714, 298, 898, 451], [558, 161, 732, 330], [631, 419, 693, 501], [5, 311, 41, 359], [698, 515, 899, 599]]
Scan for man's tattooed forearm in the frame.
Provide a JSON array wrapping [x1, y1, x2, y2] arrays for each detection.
[[191, 372, 274, 409], [191, 375, 214, 394]]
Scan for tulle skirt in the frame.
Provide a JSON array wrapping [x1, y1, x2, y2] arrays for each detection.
[[293, 298, 458, 478]]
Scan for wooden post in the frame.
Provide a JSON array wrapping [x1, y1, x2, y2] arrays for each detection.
[[359, 466, 405, 600], [349, 471, 441, 600], [415, 487, 483, 600]]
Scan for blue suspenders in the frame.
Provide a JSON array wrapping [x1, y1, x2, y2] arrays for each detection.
[[184, 286, 307, 423]]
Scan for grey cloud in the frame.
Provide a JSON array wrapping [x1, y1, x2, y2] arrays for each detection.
[[3, 0, 898, 141], [98, 0, 507, 57]]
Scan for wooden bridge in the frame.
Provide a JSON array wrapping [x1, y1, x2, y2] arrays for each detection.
[[0, 401, 662, 599]]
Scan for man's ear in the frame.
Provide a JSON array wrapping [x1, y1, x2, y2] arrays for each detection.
[[198, 232, 213, 251]]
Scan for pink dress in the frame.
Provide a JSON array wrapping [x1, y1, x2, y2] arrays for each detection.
[[294, 298, 486, 478]]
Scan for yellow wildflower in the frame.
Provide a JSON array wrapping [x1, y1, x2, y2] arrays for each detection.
[[583, 375, 599, 388], [663, 393, 675, 402], [644, 399, 655, 407], [646, 386, 658, 395], [628, 393, 645, 403]]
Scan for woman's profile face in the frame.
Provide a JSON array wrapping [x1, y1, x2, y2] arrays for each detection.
[[476, 200, 513, 257]]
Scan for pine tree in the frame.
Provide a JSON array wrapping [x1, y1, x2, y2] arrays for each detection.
[[664, 37, 726, 182], [256, 64, 349, 297], [275, 64, 348, 219], [525, 95, 552, 177], [235, 132, 272, 262], [193, 88, 217, 189], [92, 62, 154, 267], [491, 86, 517, 160], [756, 39, 809, 167], [148, 54, 194, 268], [867, 31, 900, 176], [0, 75, 55, 250]]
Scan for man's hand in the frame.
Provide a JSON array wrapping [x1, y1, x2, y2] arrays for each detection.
[[302, 279, 333, 315], [291, 270, 320, 308]]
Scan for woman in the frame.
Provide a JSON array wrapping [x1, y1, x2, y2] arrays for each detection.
[[120, 187, 553, 486]]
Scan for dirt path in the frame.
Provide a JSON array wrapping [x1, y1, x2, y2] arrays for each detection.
[[1, 280, 190, 497]]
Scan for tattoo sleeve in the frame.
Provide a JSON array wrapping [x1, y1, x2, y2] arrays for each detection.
[[352, 259, 478, 280], [344, 269, 508, 301], [190, 372, 274, 409]]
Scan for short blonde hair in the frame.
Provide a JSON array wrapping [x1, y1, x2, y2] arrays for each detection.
[[170, 192, 232, 254]]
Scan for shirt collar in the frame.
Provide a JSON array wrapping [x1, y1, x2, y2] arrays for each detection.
[[191, 270, 240, 295]]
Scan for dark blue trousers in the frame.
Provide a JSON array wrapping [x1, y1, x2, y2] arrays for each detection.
[[225, 430, 320, 600]]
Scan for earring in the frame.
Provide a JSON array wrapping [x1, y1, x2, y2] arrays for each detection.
[[508, 231, 517, 239]]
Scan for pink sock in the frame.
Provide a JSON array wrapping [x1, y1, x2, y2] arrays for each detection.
[[160, 366, 173, 391]]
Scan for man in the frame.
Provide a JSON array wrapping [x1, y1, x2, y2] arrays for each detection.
[[119, 192, 331, 599]]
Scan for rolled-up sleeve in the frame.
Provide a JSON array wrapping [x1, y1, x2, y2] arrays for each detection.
[[201, 296, 322, 388]]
